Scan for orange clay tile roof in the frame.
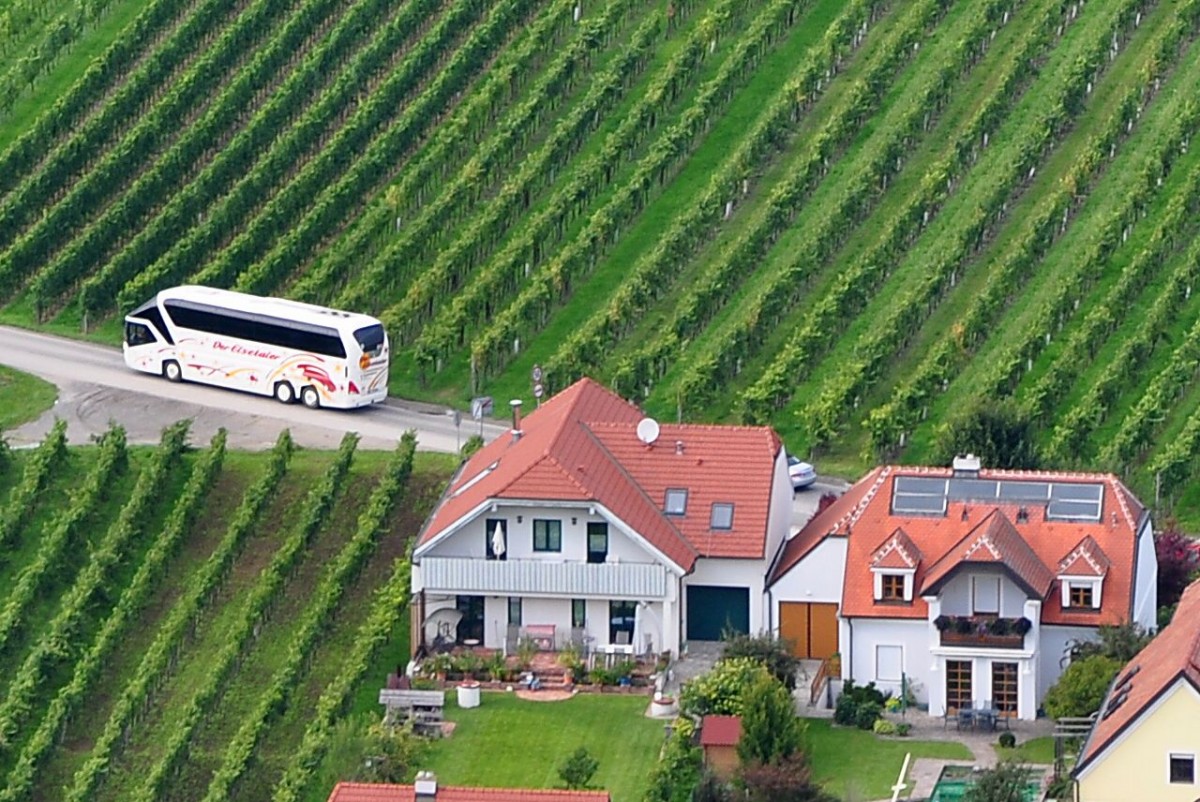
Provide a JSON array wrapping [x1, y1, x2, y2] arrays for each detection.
[[416, 378, 783, 567], [1057, 535, 1112, 577], [327, 782, 611, 802], [871, 528, 923, 570], [772, 466, 1147, 626], [1075, 578, 1200, 775], [700, 715, 743, 747]]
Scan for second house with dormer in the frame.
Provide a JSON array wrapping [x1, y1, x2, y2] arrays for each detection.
[[769, 458, 1157, 720]]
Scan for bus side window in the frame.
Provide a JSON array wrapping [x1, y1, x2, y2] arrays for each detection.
[[125, 322, 157, 346]]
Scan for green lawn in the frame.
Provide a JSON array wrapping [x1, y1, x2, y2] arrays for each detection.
[[802, 718, 973, 800], [996, 736, 1056, 766], [0, 365, 56, 431], [423, 693, 664, 802]]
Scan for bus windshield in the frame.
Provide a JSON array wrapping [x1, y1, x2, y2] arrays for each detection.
[[354, 324, 386, 357]]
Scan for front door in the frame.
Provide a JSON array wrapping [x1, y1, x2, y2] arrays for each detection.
[[455, 595, 484, 643]]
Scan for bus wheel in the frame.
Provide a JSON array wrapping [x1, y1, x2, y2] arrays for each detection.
[[301, 386, 320, 410], [163, 360, 183, 383], [274, 382, 295, 404]]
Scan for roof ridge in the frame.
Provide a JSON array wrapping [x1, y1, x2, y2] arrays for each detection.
[[834, 466, 891, 534]]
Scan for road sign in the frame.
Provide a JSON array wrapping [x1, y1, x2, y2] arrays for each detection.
[[533, 383, 544, 399], [470, 396, 493, 420], [531, 364, 543, 383]]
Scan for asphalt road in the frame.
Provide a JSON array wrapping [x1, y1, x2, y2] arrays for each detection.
[[0, 326, 508, 452]]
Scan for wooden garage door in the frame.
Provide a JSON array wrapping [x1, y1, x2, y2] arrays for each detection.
[[779, 602, 838, 659], [687, 586, 750, 641]]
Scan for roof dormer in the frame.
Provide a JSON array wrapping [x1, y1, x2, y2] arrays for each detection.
[[1058, 535, 1110, 610], [871, 528, 921, 603]]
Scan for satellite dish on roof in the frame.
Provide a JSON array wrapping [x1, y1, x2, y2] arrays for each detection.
[[636, 417, 660, 445]]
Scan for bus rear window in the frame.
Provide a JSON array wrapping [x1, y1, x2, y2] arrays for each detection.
[[354, 325, 386, 357]]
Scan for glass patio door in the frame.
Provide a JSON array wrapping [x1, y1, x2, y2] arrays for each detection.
[[992, 662, 1018, 716], [946, 660, 972, 713]]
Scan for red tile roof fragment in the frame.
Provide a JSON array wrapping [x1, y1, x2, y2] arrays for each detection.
[[700, 715, 743, 747], [1057, 535, 1111, 577]]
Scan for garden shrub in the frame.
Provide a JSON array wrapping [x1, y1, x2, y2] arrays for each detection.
[[998, 731, 1016, 749], [854, 700, 883, 730], [680, 657, 772, 717], [832, 679, 888, 728], [643, 718, 702, 802], [872, 718, 897, 735], [1043, 656, 1122, 719], [721, 632, 801, 690], [895, 722, 911, 737]]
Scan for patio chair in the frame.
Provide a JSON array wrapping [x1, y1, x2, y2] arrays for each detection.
[[956, 709, 976, 731]]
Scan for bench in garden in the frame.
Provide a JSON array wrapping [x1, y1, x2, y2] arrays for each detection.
[[379, 688, 445, 735]]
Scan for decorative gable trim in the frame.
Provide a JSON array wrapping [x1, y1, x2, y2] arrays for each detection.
[[1058, 535, 1111, 577], [871, 528, 923, 569]]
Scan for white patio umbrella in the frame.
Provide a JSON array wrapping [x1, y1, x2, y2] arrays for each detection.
[[491, 521, 506, 558], [423, 607, 464, 645], [632, 602, 644, 656]]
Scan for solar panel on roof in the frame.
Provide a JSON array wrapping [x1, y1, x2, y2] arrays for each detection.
[[947, 479, 999, 501], [998, 481, 1051, 501], [893, 493, 947, 514], [1047, 499, 1102, 521], [1051, 483, 1104, 501], [894, 476, 947, 494]]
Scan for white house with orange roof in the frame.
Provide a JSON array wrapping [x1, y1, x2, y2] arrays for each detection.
[[768, 456, 1157, 720], [410, 378, 794, 659]]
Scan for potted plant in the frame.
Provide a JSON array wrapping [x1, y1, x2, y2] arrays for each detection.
[[954, 616, 974, 635], [933, 614, 952, 631], [828, 652, 841, 675], [989, 617, 1011, 636], [1013, 616, 1033, 636]]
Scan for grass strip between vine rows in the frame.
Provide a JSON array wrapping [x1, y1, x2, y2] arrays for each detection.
[[200, 431, 417, 802], [0, 425, 127, 659], [64, 429, 295, 802], [130, 432, 359, 802], [0, 428, 228, 802]]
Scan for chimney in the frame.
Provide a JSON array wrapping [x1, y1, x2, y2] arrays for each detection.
[[1017, 506, 1029, 524], [951, 453, 981, 477], [509, 399, 523, 443], [414, 770, 438, 801], [674, 440, 685, 455]]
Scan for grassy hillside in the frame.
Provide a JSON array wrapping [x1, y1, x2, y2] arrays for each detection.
[[0, 422, 453, 802], [2, 0, 1200, 518]]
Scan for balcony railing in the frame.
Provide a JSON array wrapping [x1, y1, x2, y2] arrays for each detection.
[[419, 556, 669, 598], [935, 615, 1031, 649]]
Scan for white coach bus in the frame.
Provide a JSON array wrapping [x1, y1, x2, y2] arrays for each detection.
[[123, 286, 388, 409]]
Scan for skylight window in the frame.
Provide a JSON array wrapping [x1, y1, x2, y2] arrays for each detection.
[[664, 488, 688, 516], [710, 503, 734, 530]]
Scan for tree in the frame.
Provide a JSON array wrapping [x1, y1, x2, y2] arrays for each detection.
[[737, 672, 805, 766], [693, 770, 732, 802], [933, 397, 1039, 469], [1043, 656, 1122, 719], [738, 754, 838, 802], [680, 657, 772, 717], [1069, 622, 1153, 662], [721, 632, 802, 690], [558, 746, 599, 790], [1155, 527, 1200, 608], [963, 761, 1034, 802]]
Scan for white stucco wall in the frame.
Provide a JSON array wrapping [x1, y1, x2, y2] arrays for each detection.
[[1133, 517, 1158, 630], [841, 617, 928, 702], [683, 557, 768, 638], [769, 537, 847, 637], [422, 502, 659, 564], [764, 448, 795, 567]]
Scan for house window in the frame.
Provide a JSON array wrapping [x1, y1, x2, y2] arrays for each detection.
[[880, 574, 905, 601], [875, 645, 902, 682], [508, 597, 522, 626], [533, 519, 562, 552], [664, 488, 688, 515], [1068, 583, 1094, 608], [572, 599, 586, 629], [587, 522, 608, 564], [710, 503, 734, 530], [485, 518, 507, 561], [1170, 754, 1195, 784], [946, 660, 972, 713], [973, 576, 1000, 615]]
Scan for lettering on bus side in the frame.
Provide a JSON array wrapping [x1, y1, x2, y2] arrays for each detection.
[[212, 340, 283, 361]]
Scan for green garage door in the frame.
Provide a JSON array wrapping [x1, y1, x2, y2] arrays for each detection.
[[686, 585, 750, 641]]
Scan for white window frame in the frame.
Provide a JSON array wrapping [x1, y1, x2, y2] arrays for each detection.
[[872, 568, 915, 602], [1169, 752, 1196, 785], [875, 645, 903, 682], [1060, 576, 1102, 609], [972, 575, 1001, 615]]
